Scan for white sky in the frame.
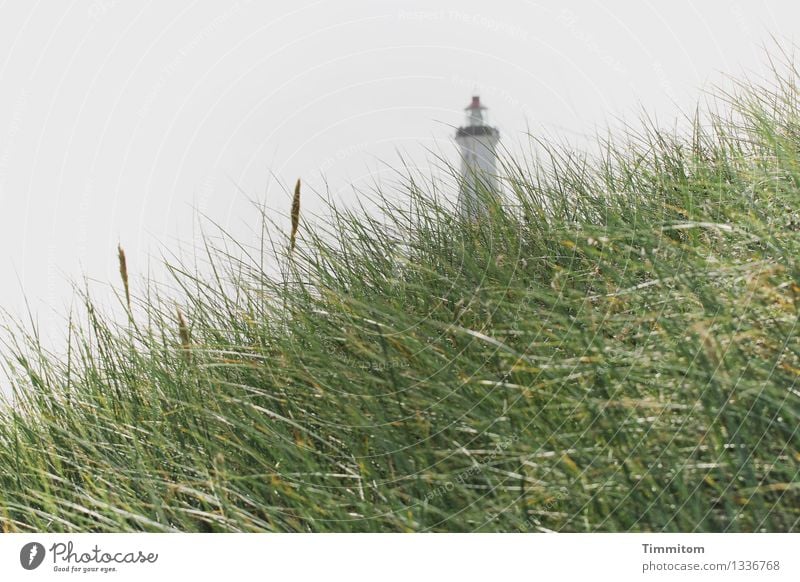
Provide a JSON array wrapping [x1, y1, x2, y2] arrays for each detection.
[[0, 0, 796, 349]]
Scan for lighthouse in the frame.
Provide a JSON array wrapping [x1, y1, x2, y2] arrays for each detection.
[[455, 96, 500, 220]]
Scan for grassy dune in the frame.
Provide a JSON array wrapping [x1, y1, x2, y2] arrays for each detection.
[[1, 67, 798, 532]]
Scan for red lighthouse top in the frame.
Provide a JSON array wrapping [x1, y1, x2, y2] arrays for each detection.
[[466, 95, 486, 110], [462, 95, 489, 127]]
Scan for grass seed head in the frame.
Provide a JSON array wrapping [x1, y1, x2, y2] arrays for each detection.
[[290, 178, 301, 253], [176, 306, 191, 353], [117, 244, 131, 312]]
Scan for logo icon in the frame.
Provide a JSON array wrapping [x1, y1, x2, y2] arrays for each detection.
[[20, 542, 46, 570]]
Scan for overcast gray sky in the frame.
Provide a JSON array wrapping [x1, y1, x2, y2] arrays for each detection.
[[0, 0, 797, 347]]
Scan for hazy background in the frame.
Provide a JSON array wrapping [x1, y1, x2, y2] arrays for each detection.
[[0, 0, 797, 349]]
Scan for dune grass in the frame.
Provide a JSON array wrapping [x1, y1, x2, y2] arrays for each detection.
[[0, 66, 799, 533]]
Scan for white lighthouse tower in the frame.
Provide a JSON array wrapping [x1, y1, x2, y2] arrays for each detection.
[[455, 95, 500, 220]]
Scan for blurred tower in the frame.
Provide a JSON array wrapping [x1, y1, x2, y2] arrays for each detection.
[[455, 96, 500, 220]]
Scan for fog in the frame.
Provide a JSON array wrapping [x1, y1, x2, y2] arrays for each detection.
[[0, 0, 795, 353]]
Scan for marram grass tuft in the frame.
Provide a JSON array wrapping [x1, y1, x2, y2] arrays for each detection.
[[0, 65, 799, 533]]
